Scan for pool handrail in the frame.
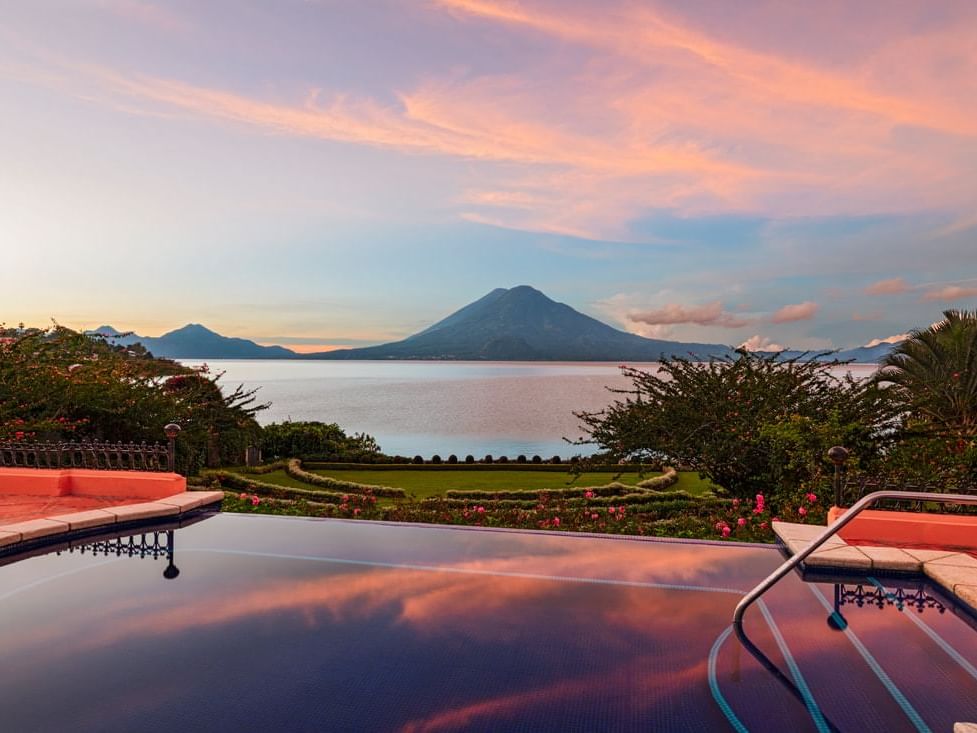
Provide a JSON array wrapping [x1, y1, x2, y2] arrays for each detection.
[[733, 489, 977, 626]]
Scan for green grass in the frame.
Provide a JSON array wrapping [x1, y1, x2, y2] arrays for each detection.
[[229, 466, 719, 501]]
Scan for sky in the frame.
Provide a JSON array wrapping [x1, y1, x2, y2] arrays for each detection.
[[1, 0, 975, 352]]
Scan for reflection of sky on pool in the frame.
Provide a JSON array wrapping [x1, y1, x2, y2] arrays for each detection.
[[183, 361, 881, 457], [2, 514, 976, 731]]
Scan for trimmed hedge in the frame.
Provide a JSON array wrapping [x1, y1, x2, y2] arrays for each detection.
[[285, 458, 406, 498], [203, 470, 346, 504]]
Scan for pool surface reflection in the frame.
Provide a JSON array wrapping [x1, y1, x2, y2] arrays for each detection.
[[1, 514, 976, 731]]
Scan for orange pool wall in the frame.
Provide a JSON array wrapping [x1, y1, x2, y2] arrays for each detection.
[[828, 505, 977, 551], [0, 468, 185, 500]]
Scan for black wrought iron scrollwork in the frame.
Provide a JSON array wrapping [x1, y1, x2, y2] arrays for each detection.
[[837, 583, 946, 614], [0, 440, 172, 471]]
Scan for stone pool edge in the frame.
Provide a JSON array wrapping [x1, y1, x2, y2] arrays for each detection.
[[773, 520, 977, 616], [0, 491, 225, 549]]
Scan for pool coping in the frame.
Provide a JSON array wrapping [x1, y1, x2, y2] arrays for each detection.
[[0, 490, 225, 554], [773, 520, 977, 616]]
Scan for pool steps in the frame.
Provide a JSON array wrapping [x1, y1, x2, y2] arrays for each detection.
[[773, 519, 977, 615]]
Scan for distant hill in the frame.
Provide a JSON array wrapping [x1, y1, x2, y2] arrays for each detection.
[[303, 286, 735, 361], [89, 324, 295, 359]]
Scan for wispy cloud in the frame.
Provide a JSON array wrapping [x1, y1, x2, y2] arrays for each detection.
[[920, 285, 977, 302], [865, 278, 910, 296], [770, 301, 819, 323]]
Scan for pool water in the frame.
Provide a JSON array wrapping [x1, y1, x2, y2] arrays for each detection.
[[1, 514, 976, 732]]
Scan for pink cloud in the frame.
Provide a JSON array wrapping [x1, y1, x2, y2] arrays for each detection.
[[865, 278, 910, 295], [628, 301, 751, 328], [739, 335, 785, 352], [770, 301, 819, 323], [921, 285, 977, 302]]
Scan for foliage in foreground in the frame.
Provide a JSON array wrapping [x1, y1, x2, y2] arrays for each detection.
[[0, 324, 264, 473]]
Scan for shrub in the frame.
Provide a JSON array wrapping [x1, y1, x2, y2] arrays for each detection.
[[431, 454, 442, 464], [550, 456, 562, 464], [413, 455, 425, 464], [497, 455, 509, 464], [516, 454, 527, 463], [261, 421, 380, 462], [483, 454, 494, 464], [531, 455, 543, 464], [447, 454, 458, 464], [577, 350, 901, 501], [465, 454, 475, 464]]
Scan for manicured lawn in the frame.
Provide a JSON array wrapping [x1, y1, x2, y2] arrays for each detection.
[[232, 467, 719, 501]]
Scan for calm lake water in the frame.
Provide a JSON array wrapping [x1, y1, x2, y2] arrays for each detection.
[[182, 360, 881, 459]]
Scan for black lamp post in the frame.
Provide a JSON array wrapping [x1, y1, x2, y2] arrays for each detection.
[[827, 445, 849, 508], [164, 423, 181, 472]]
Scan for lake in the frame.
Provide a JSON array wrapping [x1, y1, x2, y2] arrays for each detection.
[[182, 360, 881, 459]]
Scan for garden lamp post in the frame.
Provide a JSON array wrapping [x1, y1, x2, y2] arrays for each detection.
[[827, 445, 849, 507], [164, 423, 181, 472]]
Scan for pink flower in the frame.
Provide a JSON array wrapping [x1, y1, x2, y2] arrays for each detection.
[[737, 517, 746, 527], [798, 506, 808, 517], [721, 526, 731, 538], [552, 517, 561, 527], [759, 521, 768, 530], [714, 521, 725, 531], [806, 493, 817, 503], [608, 506, 616, 514], [342, 495, 349, 502], [755, 494, 765, 510], [584, 490, 595, 499], [732, 498, 740, 507], [250, 496, 260, 506], [353, 508, 361, 516], [476, 506, 486, 514], [591, 513, 599, 520]]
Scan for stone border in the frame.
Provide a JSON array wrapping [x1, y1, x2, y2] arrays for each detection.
[[0, 491, 224, 550], [773, 520, 977, 615]]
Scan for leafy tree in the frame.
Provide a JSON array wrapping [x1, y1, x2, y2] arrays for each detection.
[[878, 310, 977, 439], [577, 350, 900, 501]]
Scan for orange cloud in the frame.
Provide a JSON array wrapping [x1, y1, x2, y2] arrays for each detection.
[[921, 285, 977, 302], [628, 301, 751, 329], [865, 278, 910, 296], [771, 301, 819, 323], [5, 0, 976, 241]]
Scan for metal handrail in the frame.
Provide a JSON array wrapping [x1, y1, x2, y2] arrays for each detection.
[[733, 490, 977, 626]]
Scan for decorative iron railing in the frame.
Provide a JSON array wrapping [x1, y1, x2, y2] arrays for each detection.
[[836, 582, 946, 615], [0, 440, 172, 471], [58, 530, 180, 578]]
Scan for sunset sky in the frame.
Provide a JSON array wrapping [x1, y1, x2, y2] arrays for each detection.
[[2, 0, 975, 352]]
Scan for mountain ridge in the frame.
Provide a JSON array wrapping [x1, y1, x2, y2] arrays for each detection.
[[90, 286, 901, 362]]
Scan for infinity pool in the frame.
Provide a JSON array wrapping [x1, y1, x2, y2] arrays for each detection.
[[2, 514, 976, 731]]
